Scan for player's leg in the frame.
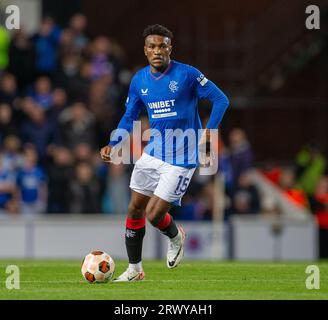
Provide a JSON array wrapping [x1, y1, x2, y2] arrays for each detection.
[[114, 191, 149, 282], [115, 153, 158, 282], [146, 196, 178, 238], [148, 164, 196, 268], [125, 191, 149, 271], [146, 195, 186, 269]]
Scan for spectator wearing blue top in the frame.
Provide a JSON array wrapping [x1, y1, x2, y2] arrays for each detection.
[[17, 145, 47, 214], [29, 76, 53, 110], [20, 105, 60, 163], [0, 154, 18, 214], [31, 17, 62, 75], [1, 135, 23, 176]]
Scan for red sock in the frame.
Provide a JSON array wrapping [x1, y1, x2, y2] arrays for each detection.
[[155, 213, 178, 238], [126, 217, 146, 230], [156, 213, 172, 230], [125, 217, 146, 264]]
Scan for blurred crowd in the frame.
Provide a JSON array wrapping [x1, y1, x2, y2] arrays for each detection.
[[261, 144, 328, 257], [0, 13, 327, 242], [0, 14, 131, 215]]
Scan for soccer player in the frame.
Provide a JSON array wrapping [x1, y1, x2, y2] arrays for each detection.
[[100, 24, 229, 281]]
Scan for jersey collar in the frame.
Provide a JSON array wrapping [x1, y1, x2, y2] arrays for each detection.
[[149, 61, 173, 80]]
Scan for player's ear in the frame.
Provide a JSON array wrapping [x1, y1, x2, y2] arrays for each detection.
[[144, 45, 148, 56]]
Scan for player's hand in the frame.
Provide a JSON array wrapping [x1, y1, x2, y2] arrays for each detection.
[[199, 128, 211, 145], [100, 145, 113, 163], [198, 129, 215, 168], [199, 142, 215, 168]]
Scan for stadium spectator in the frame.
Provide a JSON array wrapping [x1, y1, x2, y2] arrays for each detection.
[[1, 135, 23, 175], [69, 13, 89, 52], [89, 36, 115, 80], [172, 193, 209, 221], [230, 171, 260, 215], [0, 26, 10, 71], [69, 161, 101, 213], [217, 131, 234, 194], [47, 88, 68, 122], [20, 105, 59, 162], [8, 29, 36, 91], [0, 153, 18, 214], [88, 76, 119, 145], [198, 182, 216, 220], [29, 76, 53, 110], [58, 102, 96, 149], [309, 176, 328, 257], [17, 145, 47, 214], [63, 60, 92, 103], [31, 17, 62, 75], [53, 53, 81, 96], [0, 73, 18, 105], [58, 28, 77, 58], [0, 104, 18, 142], [278, 167, 308, 209], [295, 144, 326, 196], [72, 143, 93, 162], [92, 148, 109, 203], [103, 163, 129, 214], [173, 180, 216, 221], [47, 146, 74, 213], [228, 128, 253, 190]]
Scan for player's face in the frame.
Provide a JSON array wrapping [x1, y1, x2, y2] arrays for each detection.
[[144, 35, 172, 71]]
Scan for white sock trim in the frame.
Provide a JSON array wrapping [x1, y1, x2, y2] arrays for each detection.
[[129, 262, 143, 272]]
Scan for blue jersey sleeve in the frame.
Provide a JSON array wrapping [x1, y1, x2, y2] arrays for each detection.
[[188, 66, 229, 129], [108, 77, 144, 146], [37, 167, 47, 183]]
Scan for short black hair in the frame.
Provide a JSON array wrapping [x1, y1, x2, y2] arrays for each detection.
[[143, 24, 173, 39]]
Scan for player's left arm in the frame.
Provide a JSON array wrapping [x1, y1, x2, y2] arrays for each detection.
[[189, 66, 229, 167], [189, 66, 229, 164], [189, 65, 229, 130]]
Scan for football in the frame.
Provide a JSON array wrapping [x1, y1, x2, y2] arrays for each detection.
[[81, 250, 115, 283]]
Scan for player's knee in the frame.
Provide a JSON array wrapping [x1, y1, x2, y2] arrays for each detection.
[[147, 214, 158, 226], [127, 201, 145, 219], [145, 199, 168, 226], [145, 202, 155, 224], [146, 209, 163, 226]]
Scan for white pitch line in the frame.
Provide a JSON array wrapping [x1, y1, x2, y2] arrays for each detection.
[[10, 279, 309, 284]]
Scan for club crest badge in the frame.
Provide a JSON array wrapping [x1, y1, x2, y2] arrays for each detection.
[[169, 81, 179, 93]]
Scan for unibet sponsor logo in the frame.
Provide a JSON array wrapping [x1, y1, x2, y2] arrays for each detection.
[[148, 99, 175, 109], [148, 100, 177, 119]]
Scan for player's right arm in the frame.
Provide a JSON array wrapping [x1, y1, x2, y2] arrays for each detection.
[[100, 77, 143, 163], [100, 145, 113, 163]]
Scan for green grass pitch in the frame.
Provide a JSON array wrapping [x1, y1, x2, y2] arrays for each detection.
[[0, 260, 327, 300]]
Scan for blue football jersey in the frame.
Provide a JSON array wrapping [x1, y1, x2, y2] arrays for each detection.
[[17, 167, 45, 203], [109, 60, 229, 168]]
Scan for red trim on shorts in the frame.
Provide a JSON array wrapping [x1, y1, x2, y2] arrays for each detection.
[[126, 217, 146, 230], [156, 213, 172, 230]]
